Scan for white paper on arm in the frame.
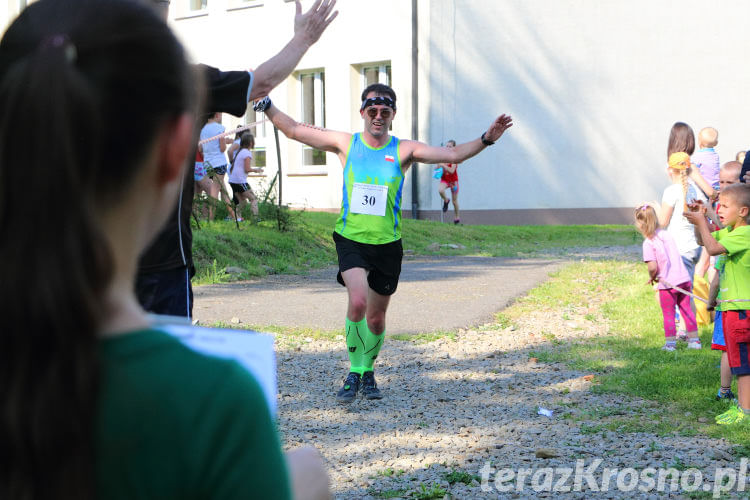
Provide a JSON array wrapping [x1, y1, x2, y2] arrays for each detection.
[[161, 324, 278, 417]]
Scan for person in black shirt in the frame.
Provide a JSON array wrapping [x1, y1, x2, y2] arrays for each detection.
[[136, 0, 338, 318]]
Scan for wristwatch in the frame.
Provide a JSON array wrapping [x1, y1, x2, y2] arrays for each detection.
[[481, 132, 495, 146]]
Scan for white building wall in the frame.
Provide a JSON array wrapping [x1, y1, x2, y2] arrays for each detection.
[[5, 0, 749, 222], [172, 0, 750, 220], [2, 0, 35, 36], [425, 0, 750, 214]]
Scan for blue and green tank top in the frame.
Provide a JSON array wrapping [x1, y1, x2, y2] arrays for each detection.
[[335, 133, 404, 244]]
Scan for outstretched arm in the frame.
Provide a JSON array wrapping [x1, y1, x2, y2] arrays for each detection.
[[249, 0, 338, 100], [689, 167, 716, 200], [400, 114, 513, 168], [263, 101, 351, 157]]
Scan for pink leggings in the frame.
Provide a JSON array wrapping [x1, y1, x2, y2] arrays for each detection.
[[658, 282, 697, 338]]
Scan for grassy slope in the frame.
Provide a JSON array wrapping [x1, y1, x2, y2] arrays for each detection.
[[192, 211, 639, 284]]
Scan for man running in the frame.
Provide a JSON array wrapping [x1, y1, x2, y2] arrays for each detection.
[[256, 84, 512, 403]]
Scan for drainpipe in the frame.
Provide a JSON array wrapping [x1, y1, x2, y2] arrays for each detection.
[[410, 0, 419, 219]]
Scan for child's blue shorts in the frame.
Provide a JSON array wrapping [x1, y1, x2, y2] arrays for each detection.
[[711, 310, 727, 351]]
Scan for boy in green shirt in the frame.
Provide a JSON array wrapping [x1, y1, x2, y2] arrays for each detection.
[[686, 183, 750, 424]]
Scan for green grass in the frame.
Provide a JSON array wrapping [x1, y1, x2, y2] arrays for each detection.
[[208, 322, 341, 341], [367, 480, 448, 500], [503, 259, 750, 447], [192, 211, 638, 284], [401, 219, 639, 256], [390, 331, 457, 343], [411, 483, 447, 500], [192, 212, 336, 285], [444, 469, 480, 485], [366, 487, 409, 499], [208, 322, 459, 345]]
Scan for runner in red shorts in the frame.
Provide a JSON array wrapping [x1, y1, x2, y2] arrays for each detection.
[[437, 140, 461, 224]]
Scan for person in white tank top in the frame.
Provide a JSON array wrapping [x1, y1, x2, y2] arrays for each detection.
[[228, 133, 262, 220]]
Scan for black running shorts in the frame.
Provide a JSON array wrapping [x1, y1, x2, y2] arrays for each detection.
[[210, 164, 228, 176], [333, 231, 403, 296], [229, 182, 250, 205]]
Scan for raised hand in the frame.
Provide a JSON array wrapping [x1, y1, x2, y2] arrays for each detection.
[[683, 206, 706, 225], [484, 114, 513, 143], [707, 297, 717, 312], [294, 0, 338, 46], [686, 200, 706, 214]]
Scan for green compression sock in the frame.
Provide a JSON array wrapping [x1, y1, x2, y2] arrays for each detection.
[[345, 318, 367, 375], [362, 325, 385, 372]]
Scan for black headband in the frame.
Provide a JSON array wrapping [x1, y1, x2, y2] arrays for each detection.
[[360, 96, 396, 111]]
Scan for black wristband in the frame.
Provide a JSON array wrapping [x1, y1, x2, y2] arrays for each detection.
[[481, 132, 495, 146], [253, 96, 272, 113]]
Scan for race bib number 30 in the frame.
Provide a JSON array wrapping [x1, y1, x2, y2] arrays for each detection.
[[351, 183, 388, 217]]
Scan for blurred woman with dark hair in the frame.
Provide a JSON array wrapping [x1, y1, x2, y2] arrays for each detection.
[[0, 1, 329, 498]]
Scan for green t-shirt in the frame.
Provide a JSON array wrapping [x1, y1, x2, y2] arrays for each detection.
[[713, 225, 750, 311], [97, 329, 290, 500]]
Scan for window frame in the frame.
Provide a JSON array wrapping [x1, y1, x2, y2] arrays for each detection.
[[226, 0, 262, 11], [174, 0, 208, 19], [361, 63, 392, 89], [298, 69, 327, 168]]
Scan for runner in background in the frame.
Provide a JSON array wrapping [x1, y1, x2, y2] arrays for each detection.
[[436, 139, 461, 224]]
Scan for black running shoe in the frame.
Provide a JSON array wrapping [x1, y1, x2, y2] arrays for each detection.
[[442, 199, 450, 213], [336, 372, 360, 404], [361, 371, 383, 400]]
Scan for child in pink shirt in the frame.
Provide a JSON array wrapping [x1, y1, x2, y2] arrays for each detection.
[[635, 204, 701, 350]]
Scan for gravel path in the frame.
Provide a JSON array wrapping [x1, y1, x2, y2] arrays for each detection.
[[275, 310, 740, 499], [203, 245, 743, 498]]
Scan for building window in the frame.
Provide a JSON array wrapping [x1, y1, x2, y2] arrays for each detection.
[[189, 0, 207, 11], [300, 71, 326, 166], [244, 103, 266, 139], [362, 63, 391, 89], [361, 63, 392, 130], [243, 103, 266, 169], [253, 148, 266, 168]]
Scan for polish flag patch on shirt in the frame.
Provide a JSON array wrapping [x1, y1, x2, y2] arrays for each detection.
[[385, 155, 395, 163]]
